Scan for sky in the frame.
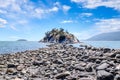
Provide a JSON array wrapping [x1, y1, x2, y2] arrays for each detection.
[[0, 0, 120, 41]]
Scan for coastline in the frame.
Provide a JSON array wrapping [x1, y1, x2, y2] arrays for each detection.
[[0, 43, 120, 80]]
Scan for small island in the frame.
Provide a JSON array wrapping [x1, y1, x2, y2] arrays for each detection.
[[17, 39, 27, 41], [40, 28, 79, 43]]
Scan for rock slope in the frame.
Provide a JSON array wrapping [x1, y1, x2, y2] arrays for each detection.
[[0, 44, 120, 80], [87, 31, 120, 41], [40, 28, 79, 43]]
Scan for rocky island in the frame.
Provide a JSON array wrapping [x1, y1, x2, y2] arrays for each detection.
[[40, 28, 79, 43]]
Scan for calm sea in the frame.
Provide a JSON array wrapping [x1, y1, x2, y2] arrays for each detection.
[[83, 41, 120, 49], [0, 41, 47, 54], [0, 41, 120, 54]]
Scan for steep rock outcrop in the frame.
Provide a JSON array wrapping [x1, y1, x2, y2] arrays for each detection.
[[40, 28, 79, 43]]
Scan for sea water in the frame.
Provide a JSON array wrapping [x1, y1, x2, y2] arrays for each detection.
[[83, 41, 120, 49], [0, 41, 120, 54], [71, 41, 120, 49], [0, 41, 47, 54]]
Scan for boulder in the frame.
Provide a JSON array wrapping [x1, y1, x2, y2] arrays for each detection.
[[97, 63, 109, 70], [16, 64, 24, 71], [55, 71, 70, 79], [97, 70, 114, 80], [7, 63, 17, 68], [114, 74, 120, 80], [115, 54, 120, 58]]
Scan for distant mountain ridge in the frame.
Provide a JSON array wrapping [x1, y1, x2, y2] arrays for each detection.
[[87, 31, 120, 41]]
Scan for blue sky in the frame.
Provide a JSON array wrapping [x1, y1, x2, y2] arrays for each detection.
[[0, 0, 120, 41]]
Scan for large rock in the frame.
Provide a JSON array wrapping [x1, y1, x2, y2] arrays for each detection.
[[96, 63, 110, 70], [114, 74, 120, 80], [55, 71, 70, 79], [39, 28, 79, 43], [97, 70, 114, 80]]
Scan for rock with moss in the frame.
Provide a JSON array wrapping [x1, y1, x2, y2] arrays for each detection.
[[40, 28, 80, 43]]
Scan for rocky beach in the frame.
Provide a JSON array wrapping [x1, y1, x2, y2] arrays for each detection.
[[0, 43, 120, 80]]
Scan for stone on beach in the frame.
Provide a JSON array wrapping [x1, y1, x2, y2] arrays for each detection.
[[0, 43, 119, 80], [97, 70, 114, 80], [55, 71, 70, 79]]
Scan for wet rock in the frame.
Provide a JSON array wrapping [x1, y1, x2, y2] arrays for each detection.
[[55, 71, 70, 79], [97, 70, 114, 80]]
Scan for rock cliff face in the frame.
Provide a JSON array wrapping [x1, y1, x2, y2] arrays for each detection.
[[40, 28, 79, 43]]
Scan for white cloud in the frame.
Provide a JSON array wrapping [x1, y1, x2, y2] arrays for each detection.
[[0, 18, 7, 28], [0, 0, 61, 31], [0, 18, 7, 24], [0, 0, 59, 19], [33, 6, 59, 18], [48, 7, 59, 12], [0, 9, 7, 14], [33, 8, 45, 18], [54, 2, 61, 7], [0, 0, 26, 12], [72, 18, 120, 40], [72, 30, 96, 40], [61, 20, 73, 23], [10, 26, 18, 31], [62, 5, 71, 12], [80, 13, 93, 17], [71, 0, 120, 10], [18, 20, 28, 25], [95, 18, 120, 33]]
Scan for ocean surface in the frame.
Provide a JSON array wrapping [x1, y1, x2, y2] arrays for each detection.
[[0, 41, 120, 54], [83, 41, 120, 49], [0, 41, 47, 54]]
